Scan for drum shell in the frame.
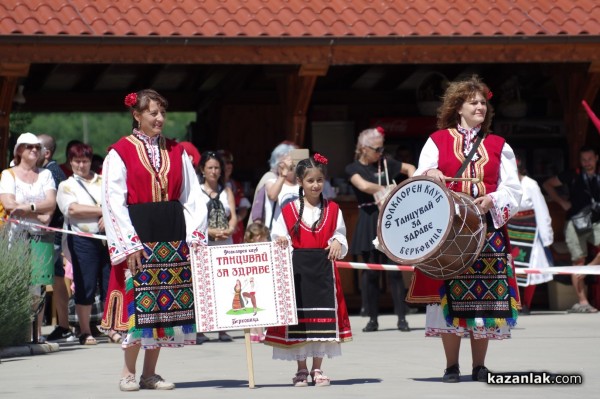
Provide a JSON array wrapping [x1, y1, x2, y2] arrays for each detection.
[[377, 176, 486, 280]]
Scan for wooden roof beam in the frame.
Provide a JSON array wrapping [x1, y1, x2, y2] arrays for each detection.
[[553, 64, 600, 168], [582, 62, 600, 145], [299, 63, 329, 77], [0, 63, 30, 77], [3, 43, 600, 64], [0, 63, 30, 169], [284, 64, 329, 145]]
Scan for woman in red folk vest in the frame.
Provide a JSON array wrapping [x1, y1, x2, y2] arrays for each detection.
[[407, 75, 522, 383], [100, 89, 207, 391]]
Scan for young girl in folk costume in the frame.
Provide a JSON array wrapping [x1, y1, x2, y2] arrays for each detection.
[[244, 222, 271, 342], [264, 154, 352, 387]]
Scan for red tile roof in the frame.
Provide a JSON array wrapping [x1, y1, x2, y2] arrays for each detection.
[[1, 0, 599, 38]]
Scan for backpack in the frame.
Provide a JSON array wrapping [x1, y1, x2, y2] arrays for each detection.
[[202, 187, 229, 233]]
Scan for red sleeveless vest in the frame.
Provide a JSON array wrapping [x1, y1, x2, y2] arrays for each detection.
[[431, 129, 504, 197], [109, 135, 184, 204], [281, 199, 339, 249]]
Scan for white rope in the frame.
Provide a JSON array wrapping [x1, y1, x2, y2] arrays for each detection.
[[335, 261, 600, 275]]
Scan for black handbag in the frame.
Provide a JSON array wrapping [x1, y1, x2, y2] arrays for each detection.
[[572, 173, 600, 234], [571, 206, 593, 234]]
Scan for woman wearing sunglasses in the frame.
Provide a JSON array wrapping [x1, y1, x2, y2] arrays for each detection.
[[0, 132, 57, 341], [345, 127, 415, 333]]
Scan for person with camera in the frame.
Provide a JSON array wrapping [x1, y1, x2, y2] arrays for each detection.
[[543, 145, 600, 313], [262, 149, 300, 230]]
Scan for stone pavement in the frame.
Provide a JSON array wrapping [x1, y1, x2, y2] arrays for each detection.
[[1, 311, 598, 399]]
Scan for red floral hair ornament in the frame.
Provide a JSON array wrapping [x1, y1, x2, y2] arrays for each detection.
[[124, 92, 138, 107], [375, 126, 385, 136], [486, 90, 493, 100], [314, 153, 328, 165]]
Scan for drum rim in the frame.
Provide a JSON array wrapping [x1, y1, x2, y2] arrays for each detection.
[[376, 175, 455, 265]]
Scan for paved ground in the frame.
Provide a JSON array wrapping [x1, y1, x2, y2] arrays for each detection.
[[1, 311, 598, 399]]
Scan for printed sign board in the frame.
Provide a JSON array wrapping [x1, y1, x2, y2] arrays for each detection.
[[191, 241, 297, 332], [378, 177, 451, 263]]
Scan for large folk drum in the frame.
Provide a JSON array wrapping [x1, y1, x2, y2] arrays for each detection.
[[377, 176, 486, 280]]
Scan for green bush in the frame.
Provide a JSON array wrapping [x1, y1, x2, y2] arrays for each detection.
[[0, 226, 34, 348]]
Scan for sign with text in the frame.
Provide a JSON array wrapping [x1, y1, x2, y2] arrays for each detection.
[[191, 242, 297, 332], [377, 176, 451, 263]]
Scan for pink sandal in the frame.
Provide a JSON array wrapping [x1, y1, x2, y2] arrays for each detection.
[[292, 369, 309, 387], [310, 369, 331, 387]]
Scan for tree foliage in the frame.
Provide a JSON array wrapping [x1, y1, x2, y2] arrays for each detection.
[[12, 112, 195, 163]]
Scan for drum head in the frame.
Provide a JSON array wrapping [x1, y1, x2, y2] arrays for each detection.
[[377, 176, 454, 264]]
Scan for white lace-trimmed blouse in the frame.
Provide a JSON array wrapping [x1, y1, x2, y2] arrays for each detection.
[[0, 168, 55, 233], [57, 173, 102, 234], [270, 199, 349, 258]]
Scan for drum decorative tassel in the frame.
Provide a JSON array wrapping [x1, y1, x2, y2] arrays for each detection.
[[376, 176, 487, 280]]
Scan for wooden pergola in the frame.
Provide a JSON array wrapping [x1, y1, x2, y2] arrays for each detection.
[[2, 37, 600, 171], [2, 0, 600, 309]]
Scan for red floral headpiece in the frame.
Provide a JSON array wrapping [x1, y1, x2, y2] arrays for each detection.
[[486, 90, 493, 100], [124, 92, 138, 107], [314, 153, 328, 165], [376, 126, 385, 136]]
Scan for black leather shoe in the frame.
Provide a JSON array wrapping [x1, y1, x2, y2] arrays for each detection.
[[443, 364, 460, 383], [362, 320, 378, 332], [397, 319, 410, 332], [472, 365, 490, 382]]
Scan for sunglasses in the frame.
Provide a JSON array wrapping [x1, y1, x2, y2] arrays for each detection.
[[24, 144, 42, 151], [367, 146, 385, 154]]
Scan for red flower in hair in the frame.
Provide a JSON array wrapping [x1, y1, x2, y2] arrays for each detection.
[[314, 153, 328, 164], [486, 90, 493, 100], [376, 126, 385, 136], [124, 92, 138, 107]]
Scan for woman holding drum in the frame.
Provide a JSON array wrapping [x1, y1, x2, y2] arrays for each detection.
[[406, 75, 521, 382], [345, 127, 416, 333]]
